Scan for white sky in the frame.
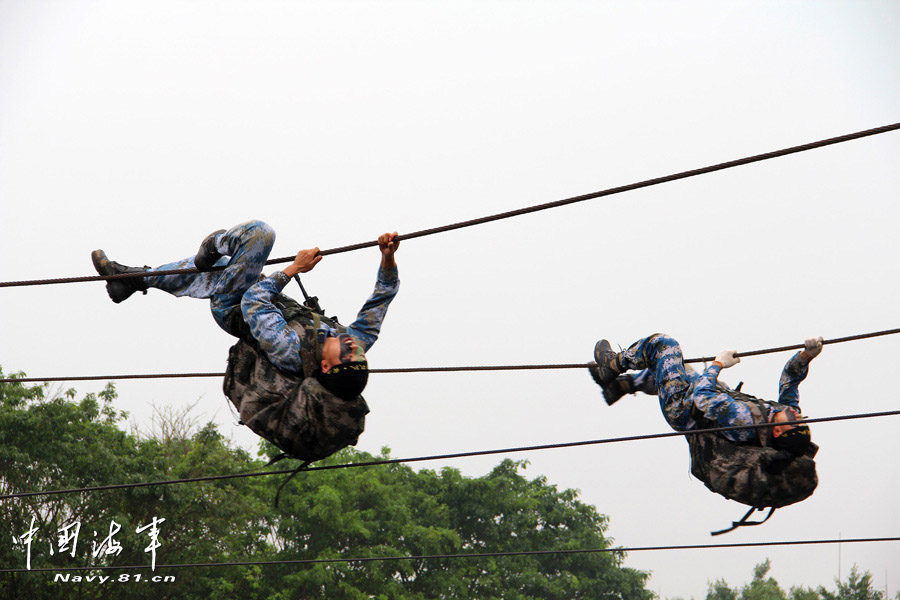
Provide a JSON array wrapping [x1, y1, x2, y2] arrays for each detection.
[[1, 1, 899, 597]]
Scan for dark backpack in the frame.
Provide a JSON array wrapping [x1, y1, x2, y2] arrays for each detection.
[[222, 293, 369, 463], [685, 387, 818, 532]]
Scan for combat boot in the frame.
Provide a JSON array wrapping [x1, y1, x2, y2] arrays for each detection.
[[193, 229, 226, 271], [598, 375, 634, 406], [91, 250, 150, 304], [589, 339, 623, 403], [591, 340, 621, 384]]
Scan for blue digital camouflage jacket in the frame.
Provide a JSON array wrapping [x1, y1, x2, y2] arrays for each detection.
[[240, 266, 400, 374]]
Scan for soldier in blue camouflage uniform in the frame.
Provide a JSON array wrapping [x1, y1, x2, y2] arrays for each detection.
[[590, 334, 823, 448], [91, 220, 400, 387]]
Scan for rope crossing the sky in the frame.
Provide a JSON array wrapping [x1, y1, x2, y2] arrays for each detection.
[[1, 122, 898, 289], [2, 409, 898, 501], [3, 326, 898, 384], [2, 536, 897, 574]]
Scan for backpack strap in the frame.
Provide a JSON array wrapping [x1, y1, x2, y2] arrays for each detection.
[[288, 313, 322, 380], [313, 313, 321, 361], [710, 506, 777, 536], [745, 401, 775, 448]]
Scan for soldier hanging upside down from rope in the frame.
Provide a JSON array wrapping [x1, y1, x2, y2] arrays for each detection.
[[90, 220, 400, 473], [589, 333, 823, 534]]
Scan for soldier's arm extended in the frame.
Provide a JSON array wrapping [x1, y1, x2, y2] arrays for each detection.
[[346, 264, 399, 351], [777, 337, 822, 409], [692, 354, 756, 442], [346, 233, 400, 351]]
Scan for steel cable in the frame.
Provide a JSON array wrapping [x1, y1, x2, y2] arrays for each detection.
[[3, 326, 898, 384], [1, 122, 898, 290], [2, 409, 897, 501]]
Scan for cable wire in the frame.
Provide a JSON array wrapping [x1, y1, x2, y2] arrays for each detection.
[[2, 536, 897, 573], [1, 122, 898, 290], [2, 409, 897, 501], [4, 326, 898, 384]]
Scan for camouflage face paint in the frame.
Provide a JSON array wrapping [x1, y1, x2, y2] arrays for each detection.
[[337, 334, 366, 364]]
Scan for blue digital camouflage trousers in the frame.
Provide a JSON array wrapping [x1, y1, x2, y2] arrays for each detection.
[[618, 333, 700, 432], [619, 334, 809, 443], [144, 220, 275, 337]]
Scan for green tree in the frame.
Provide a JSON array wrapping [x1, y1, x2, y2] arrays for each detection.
[[0, 370, 654, 600], [254, 447, 652, 600], [789, 586, 821, 600], [0, 368, 270, 600], [818, 567, 883, 600], [707, 560, 787, 600], [741, 560, 788, 600], [708, 560, 887, 600], [708, 578, 739, 600]]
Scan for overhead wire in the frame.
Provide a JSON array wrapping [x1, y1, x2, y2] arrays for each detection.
[[2, 408, 898, 501], [0, 122, 898, 290], [2, 536, 897, 574], [3, 326, 899, 384]]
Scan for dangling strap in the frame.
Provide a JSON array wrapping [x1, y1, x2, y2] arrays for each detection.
[[265, 452, 292, 467], [293, 274, 325, 314], [266, 455, 313, 509], [710, 506, 777, 536]]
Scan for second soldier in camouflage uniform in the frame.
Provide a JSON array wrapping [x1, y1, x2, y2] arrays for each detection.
[[590, 333, 823, 450], [590, 334, 823, 511]]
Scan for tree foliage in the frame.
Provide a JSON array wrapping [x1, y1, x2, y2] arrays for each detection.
[[817, 567, 884, 600], [0, 369, 652, 600], [706, 560, 886, 600]]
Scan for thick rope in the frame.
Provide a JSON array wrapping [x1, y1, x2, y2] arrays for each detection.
[[2, 536, 897, 573], [4, 327, 898, 384], [1, 122, 897, 290], [2, 409, 897, 501]]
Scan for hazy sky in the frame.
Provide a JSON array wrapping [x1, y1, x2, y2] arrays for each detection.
[[1, 1, 899, 597]]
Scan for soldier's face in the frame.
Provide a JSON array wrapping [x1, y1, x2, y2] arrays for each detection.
[[337, 334, 365, 362], [321, 334, 366, 372], [772, 408, 801, 437]]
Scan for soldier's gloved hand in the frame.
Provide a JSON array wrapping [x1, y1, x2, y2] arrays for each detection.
[[714, 350, 740, 369], [802, 336, 824, 360]]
